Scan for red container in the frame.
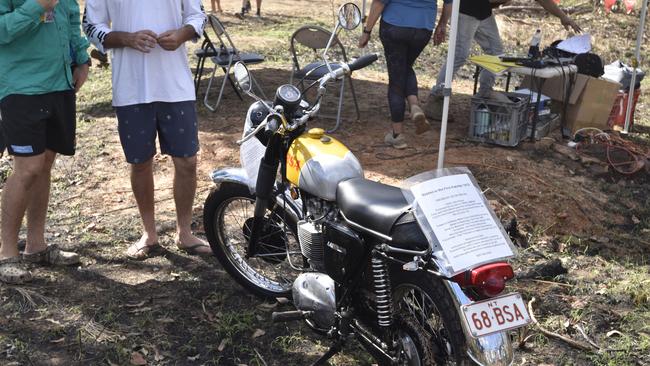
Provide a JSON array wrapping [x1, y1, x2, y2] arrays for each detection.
[[608, 89, 642, 129]]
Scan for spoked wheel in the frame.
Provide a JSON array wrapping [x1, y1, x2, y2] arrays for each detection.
[[204, 183, 303, 299], [391, 271, 470, 366]]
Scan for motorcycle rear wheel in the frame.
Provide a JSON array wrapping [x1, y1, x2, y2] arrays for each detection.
[[390, 271, 471, 366], [203, 182, 302, 299]]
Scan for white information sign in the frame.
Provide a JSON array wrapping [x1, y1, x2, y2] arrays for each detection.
[[410, 174, 513, 273]]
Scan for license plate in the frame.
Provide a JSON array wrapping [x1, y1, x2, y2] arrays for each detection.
[[460, 293, 531, 338]]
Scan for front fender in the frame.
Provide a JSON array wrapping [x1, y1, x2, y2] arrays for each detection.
[[443, 280, 514, 366], [209, 167, 303, 224], [210, 167, 252, 193]]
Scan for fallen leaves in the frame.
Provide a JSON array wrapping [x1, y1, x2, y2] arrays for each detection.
[[252, 329, 266, 339], [130, 351, 147, 365]]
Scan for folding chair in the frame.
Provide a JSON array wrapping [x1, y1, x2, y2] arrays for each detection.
[[193, 31, 237, 96], [203, 15, 266, 112], [289, 25, 360, 132]]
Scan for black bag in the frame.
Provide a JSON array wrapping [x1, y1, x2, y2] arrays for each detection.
[[575, 53, 604, 77]]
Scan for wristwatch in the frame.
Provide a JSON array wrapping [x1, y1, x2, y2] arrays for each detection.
[[363, 28, 372, 34]]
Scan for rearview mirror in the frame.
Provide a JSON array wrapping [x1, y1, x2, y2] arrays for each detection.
[[338, 3, 361, 31], [233, 62, 252, 93]]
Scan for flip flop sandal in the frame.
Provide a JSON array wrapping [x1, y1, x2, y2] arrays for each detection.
[[126, 243, 164, 261], [177, 243, 213, 257], [23, 244, 80, 266], [0, 257, 33, 284]]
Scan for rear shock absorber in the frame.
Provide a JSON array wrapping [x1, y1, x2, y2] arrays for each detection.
[[371, 251, 393, 328]]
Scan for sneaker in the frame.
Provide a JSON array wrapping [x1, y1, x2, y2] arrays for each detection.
[[411, 105, 430, 135], [384, 132, 408, 149], [423, 95, 444, 121]]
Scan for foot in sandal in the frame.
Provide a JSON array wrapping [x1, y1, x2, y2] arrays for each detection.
[[126, 235, 164, 260], [0, 256, 33, 284], [176, 233, 212, 257], [23, 244, 80, 266]]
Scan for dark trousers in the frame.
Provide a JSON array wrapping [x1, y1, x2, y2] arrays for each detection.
[[379, 20, 432, 123]]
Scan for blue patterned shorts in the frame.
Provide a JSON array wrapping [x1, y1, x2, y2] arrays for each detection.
[[114, 101, 199, 164]]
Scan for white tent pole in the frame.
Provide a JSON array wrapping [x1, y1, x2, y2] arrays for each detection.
[[361, 0, 367, 55], [437, 0, 461, 169], [623, 0, 648, 133]]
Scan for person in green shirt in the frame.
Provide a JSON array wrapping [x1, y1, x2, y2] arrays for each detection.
[[0, 0, 90, 284]]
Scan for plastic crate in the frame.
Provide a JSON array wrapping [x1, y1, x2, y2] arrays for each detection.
[[469, 93, 531, 147]]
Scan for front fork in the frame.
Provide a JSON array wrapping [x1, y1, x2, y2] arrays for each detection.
[[247, 134, 282, 257]]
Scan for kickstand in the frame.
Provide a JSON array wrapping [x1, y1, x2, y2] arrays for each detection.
[[310, 339, 345, 366]]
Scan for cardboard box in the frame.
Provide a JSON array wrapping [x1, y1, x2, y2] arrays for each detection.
[[520, 74, 621, 134]]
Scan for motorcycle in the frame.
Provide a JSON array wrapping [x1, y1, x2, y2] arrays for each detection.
[[203, 3, 525, 365]]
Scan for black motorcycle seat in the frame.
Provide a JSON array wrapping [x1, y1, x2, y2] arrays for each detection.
[[336, 178, 410, 237], [336, 178, 429, 251]]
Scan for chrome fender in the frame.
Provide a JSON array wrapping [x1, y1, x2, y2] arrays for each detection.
[[210, 167, 252, 192], [443, 280, 514, 366], [209, 167, 303, 223]]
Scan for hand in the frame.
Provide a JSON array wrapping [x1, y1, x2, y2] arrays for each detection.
[[433, 25, 446, 46], [561, 16, 582, 33], [37, 0, 58, 11], [157, 30, 184, 51], [126, 30, 158, 53], [72, 63, 89, 92], [358, 33, 370, 48]]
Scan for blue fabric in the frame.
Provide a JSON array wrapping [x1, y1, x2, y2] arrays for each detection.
[[380, 0, 451, 31]]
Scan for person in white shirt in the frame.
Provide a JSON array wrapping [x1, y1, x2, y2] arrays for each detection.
[[83, 0, 211, 259]]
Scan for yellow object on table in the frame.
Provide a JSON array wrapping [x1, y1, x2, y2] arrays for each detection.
[[468, 55, 518, 75]]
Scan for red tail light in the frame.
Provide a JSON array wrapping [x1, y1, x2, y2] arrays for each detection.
[[452, 262, 514, 299]]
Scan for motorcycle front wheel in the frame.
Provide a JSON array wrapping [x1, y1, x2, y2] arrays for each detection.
[[203, 182, 303, 299], [390, 271, 471, 366]]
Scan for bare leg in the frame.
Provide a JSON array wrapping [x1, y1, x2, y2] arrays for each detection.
[[391, 122, 403, 135], [1, 154, 47, 260], [172, 156, 210, 253], [23, 150, 57, 254], [407, 95, 419, 109], [256, 0, 262, 14], [126, 158, 158, 256], [211, 0, 216, 12], [217, 0, 222, 12]]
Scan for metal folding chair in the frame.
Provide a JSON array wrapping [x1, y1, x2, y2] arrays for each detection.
[[193, 31, 240, 99], [289, 25, 360, 132], [203, 15, 266, 112]]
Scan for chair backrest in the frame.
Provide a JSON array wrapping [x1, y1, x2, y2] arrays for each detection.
[[289, 25, 348, 72], [207, 14, 238, 54]]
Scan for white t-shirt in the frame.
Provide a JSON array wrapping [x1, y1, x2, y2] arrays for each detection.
[[83, 0, 206, 107]]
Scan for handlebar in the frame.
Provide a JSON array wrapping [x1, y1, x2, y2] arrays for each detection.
[[348, 53, 379, 72], [238, 53, 379, 142]]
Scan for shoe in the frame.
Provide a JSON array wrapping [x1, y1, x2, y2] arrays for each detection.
[[384, 132, 408, 149], [411, 105, 430, 135], [125, 242, 164, 261], [23, 244, 80, 266], [423, 95, 444, 121], [176, 242, 213, 257], [0, 256, 32, 284]]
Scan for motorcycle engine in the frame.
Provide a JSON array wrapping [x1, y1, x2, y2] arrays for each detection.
[[297, 196, 336, 271]]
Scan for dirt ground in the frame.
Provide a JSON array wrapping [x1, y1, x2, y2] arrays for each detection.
[[1, 0, 649, 365]]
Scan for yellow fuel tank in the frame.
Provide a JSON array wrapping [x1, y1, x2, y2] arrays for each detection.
[[286, 128, 363, 201]]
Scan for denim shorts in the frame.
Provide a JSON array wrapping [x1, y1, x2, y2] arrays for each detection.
[[115, 101, 199, 164]]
